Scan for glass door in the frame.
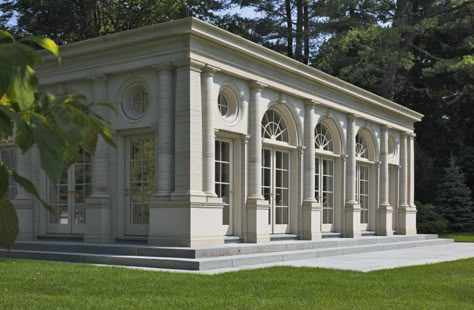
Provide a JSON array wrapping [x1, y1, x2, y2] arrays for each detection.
[[262, 148, 290, 234], [215, 140, 233, 235], [125, 136, 155, 236], [315, 157, 335, 232], [47, 150, 91, 234], [357, 164, 370, 231]]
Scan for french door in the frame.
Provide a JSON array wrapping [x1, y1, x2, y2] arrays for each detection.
[[47, 150, 91, 234], [125, 136, 155, 236], [315, 157, 335, 232], [262, 148, 290, 234], [357, 164, 370, 231], [215, 140, 233, 235]]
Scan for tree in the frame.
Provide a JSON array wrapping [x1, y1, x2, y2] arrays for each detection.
[[416, 201, 448, 234], [0, 30, 114, 249], [434, 156, 474, 232]]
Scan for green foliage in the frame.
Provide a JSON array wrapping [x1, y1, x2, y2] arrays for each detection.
[[434, 156, 474, 232], [1, 259, 474, 308], [0, 31, 114, 249], [415, 201, 448, 234]]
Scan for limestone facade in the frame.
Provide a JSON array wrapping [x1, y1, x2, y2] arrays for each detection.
[[8, 18, 422, 246]]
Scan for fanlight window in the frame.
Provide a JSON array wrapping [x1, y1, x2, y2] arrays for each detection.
[[315, 123, 333, 152], [261, 110, 289, 143], [356, 134, 369, 159]]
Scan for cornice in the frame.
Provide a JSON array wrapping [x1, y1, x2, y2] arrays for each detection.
[[37, 16, 423, 123]]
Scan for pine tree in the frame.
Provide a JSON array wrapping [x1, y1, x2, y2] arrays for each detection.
[[434, 155, 474, 232]]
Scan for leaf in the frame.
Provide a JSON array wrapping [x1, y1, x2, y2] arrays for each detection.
[[0, 163, 9, 198], [10, 169, 54, 213], [20, 37, 61, 62], [0, 108, 13, 139], [0, 196, 19, 250], [15, 120, 35, 152], [9, 65, 39, 111], [81, 127, 98, 155], [29, 113, 64, 182], [0, 30, 14, 43], [0, 64, 11, 98]]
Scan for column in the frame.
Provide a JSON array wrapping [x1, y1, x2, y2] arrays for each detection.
[[344, 113, 361, 238], [409, 134, 416, 208], [398, 132, 416, 235], [201, 66, 218, 196], [13, 149, 34, 240], [399, 133, 408, 209], [377, 125, 393, 236], [154, 65, 174, 196], [399, 132, 417, 235], [302, 99, 321, 240], [246, 80, 270, 243], [248, 81, 264, 200], [85, 75, 113, 243], [149, 59, 223, 247]]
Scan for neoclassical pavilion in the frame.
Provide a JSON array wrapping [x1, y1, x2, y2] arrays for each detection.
[[9, 18, 422, 247]]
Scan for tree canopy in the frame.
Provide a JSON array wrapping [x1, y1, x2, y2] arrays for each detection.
[[1, 0, 473, 230]]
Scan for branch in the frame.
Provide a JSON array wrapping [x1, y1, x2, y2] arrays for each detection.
[[409, 43, 442, 61]]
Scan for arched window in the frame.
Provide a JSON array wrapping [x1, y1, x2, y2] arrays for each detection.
[[261, 110, 289, 143], [315, 123, 333, 152], [356, 134, 369, 159]]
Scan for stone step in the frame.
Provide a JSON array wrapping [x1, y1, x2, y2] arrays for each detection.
[[0, 238, 452, 271], [10, 234, 440, 259], [270, 234, 299, 241]]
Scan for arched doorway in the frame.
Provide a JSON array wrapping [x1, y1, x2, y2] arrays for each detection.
[[261, 108, 297, 234], [355, 130, 376, 231], [314, 122, 341, 232]]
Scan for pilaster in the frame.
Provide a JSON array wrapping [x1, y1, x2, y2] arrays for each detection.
[[377, 125, 393, 236], [13, 149, 34, 240], [149, 59, 224, 247], [154, 64, 175, 197], [344, 113, 361, 238], [245, 80, 269, 243], [302, 99, 321, 240], [84, 74, 112, 243]]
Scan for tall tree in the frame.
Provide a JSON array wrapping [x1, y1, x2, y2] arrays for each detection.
[[434, 156, 474, 232]]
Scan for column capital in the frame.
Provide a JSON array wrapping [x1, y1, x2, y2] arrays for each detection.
[[153, 63, 175, 72], [297, 145, 306, 154], [249, 80, 265, 90], [88, 73, 107, 82], [409, 132, 416, 138], [240, 134, 251, 143], [380, 124, 391, 132], [401, 131, 411, 138], [304, 98, 320, 107], [173, 58, 205, 72], [201, 65, 220, 76], [347, 113, 360, 121]]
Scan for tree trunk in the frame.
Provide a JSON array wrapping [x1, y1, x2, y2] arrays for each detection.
[[295, 0, 303, 62], [303, 0, 309, 64], [285, 0, 293, 58], [378, 0, 414, 100]]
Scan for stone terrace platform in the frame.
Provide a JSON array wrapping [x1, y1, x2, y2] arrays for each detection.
[[0, 235, 452, 271]]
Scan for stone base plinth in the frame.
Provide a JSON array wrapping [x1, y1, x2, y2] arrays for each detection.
[[302, 200, 322, 240], [344, 202, 362, 238], [148, 195, 225, 247], [84, 195, 113, 243], [245, 197, 270, 243], [377, 204, 393, 236]]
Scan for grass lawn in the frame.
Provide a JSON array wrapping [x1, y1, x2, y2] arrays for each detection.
[[1, 259, 474, 309], [439, 232, 474, 242]]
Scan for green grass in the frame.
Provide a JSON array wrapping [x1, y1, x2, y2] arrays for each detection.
[[1, 259, 474, 309], [439, 232, 474, 242]]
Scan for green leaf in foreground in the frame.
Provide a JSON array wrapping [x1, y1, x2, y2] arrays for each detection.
[[0, 197, 19, 249]]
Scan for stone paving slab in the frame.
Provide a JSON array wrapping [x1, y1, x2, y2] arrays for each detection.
[[114, 242, 474, 274]]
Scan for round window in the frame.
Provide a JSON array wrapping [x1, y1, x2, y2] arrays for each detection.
[[217, 88, 239, 124], [121, 85, 149, 121]]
